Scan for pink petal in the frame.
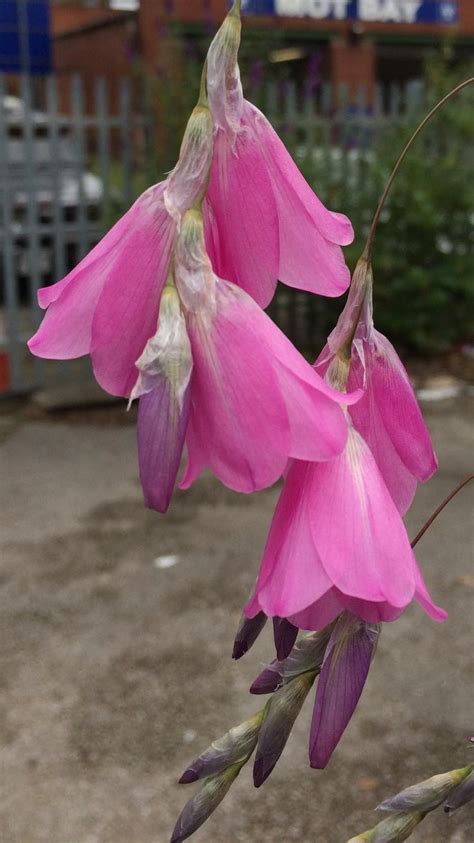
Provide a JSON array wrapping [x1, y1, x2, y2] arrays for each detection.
[[348, 352, 418, 515], [136, 376, 191, 514], [413, 562, 448, 622], [91, 185, 176, 396], [246, 460, 333, 618], [289, 589, 344, 631], [205, 127, 280, 308], [309, 428, 417, 608], [181, 283, 289, 492], [245, 102, 352, 297], [309, 613, 378, 769], [370, 330, 438, 482]]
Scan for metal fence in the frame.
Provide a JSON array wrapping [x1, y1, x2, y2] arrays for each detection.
[[0, 73, 426, 398]]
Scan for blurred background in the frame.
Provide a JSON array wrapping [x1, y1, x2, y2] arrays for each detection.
[[0, 2, 473, 842]]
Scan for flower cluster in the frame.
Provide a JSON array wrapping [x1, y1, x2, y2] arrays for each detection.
[[27, 2, 455, 841]]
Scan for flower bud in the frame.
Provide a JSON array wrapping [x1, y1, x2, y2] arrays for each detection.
[[171, 763, 242, 843], [273, 617, 298, 661], [250, 623, 335, 695], [179, 709, 265, 784], [164, 104, 213, 225], [377, 765, 473, 813], [232, 611, 267, 660], [347, 811, 426, 843], [444, 768, 474, 814], [253, 671, 315, 788]]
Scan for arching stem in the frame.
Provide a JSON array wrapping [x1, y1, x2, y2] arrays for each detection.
[[411, 474, 474, 549], [363, 77, 474, 262]]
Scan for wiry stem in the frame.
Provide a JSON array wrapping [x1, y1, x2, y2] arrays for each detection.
[[363, 77, 474, 261], [411, 473, 474, 549]]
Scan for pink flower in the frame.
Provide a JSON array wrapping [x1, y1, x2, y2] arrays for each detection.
[[204, 4, 353, 307], [28, 99, 213, 398], [316, 257, 438, 514], [245, 426, 446, 630], [134, 207, 354, 510]]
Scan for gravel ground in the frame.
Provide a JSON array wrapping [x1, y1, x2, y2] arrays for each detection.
[[0, 397, 473, 843]]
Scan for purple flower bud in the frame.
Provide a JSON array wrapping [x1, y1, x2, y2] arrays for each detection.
[[232, 611, 267, 660], [378, 765, 473, 813], [250, 623, 335, 695], [310, 613, 379, 769], [273, 617, 298, 661], [179, 709, 265, 784], [444, 768, 474, 814], [347, 811, 426, 842], [253, 672, 315, 788], [171, 763, 242, 843]]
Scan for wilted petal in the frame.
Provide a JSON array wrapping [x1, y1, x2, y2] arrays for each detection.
[[253, 672, 314, 787], [444, 769, 474, 813], [206, 1, 243, 136], [378, 766, 473, 813], [232, 611, 267, 660], [164, 104, 213, 225], [171, 764, 242, 843], [310, 613, 379, 769], [273, 617, 298, 662], [179, 710, 264, 784]]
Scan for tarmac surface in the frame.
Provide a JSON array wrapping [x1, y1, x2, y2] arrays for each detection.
[[0, 397, 473, 843]]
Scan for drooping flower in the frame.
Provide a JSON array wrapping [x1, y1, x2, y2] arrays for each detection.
[[316, 256, 438, 515], [27, 91, 213, 399], [204, 0, 354, 307], [246, 421, 446, 630], [136, 207, 355, 508]]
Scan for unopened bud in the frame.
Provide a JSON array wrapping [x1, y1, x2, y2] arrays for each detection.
[[273, 617, 298, 661], [253, 671, 315, 788], [347, 811, 426, 843], [232, 611, 267, 660], [179, 709, 265, 784], [444, 768, 474, 814], [164, 104, 213, 224], [251, 624, 335, 695], [378, 765, 473, 813], [171, 763, 242, 843]]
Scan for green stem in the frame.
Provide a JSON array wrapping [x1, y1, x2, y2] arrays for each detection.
[[411, 473, 474, 549], [363, 77, 474, 262]]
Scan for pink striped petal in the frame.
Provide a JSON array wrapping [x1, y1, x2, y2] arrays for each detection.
[[309, 428, 417, 608], [91, 185, 176, 397], [347, 353, 418, 515], [370, 330, 438, 482], [246, 461, 333, 618], [205, 128, 280, 308], [137, 378, 191, 513], [181, 284, 289, 492], [309, 613, 378, 769], [245, 102, 353, 297], [413, 563, 448, 622]]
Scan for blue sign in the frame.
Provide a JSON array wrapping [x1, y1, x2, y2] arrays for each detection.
[[0, 0, 52, 74], [240, 1, 459, 25]]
